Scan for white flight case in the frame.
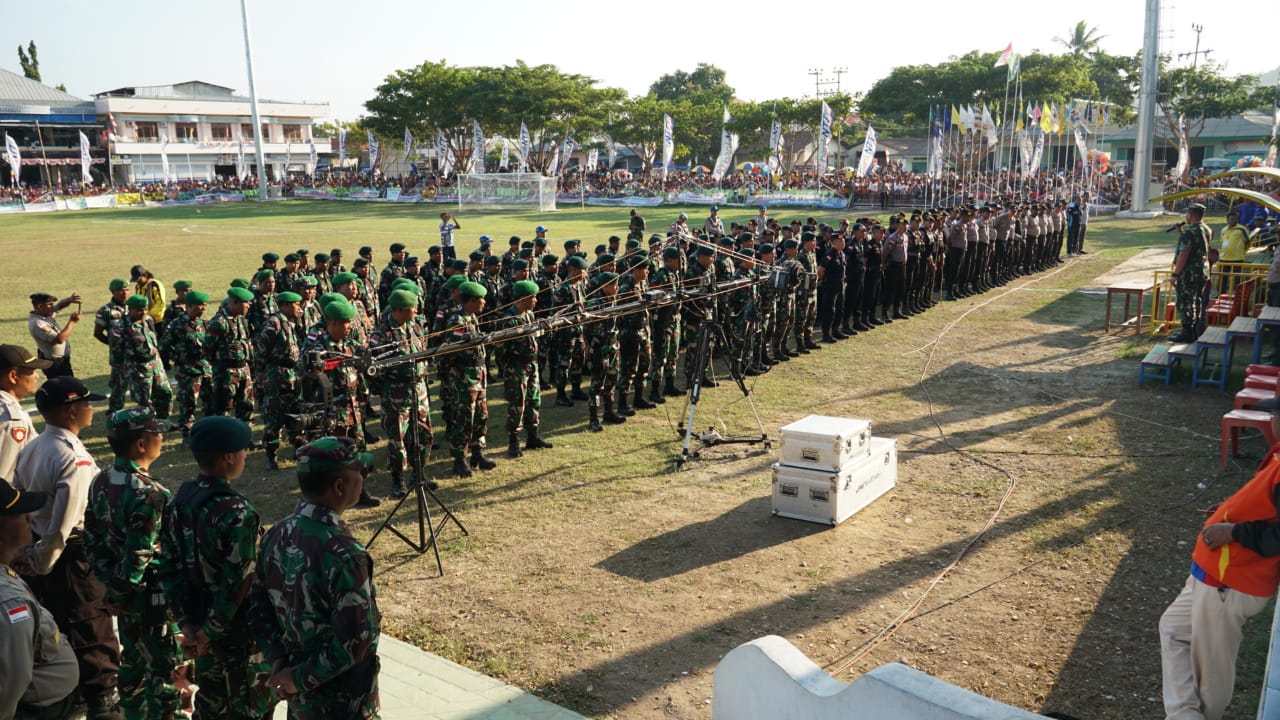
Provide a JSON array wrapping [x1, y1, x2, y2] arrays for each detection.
[[771, 437, 897, 526], [778, 414, 872, 472]]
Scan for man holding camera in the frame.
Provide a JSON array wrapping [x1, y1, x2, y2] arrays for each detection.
[[1171, 203, 1213, 343]]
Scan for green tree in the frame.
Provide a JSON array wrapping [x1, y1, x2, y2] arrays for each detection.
[[16, 41, 39, 82], [1156, 60, 1264, 178], [727, 95, 854, 172], [646, 64, 735, 165], [1054, 21, 1107, 56]]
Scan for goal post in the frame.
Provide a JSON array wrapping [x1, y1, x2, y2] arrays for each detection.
[[457, 173, 557, 212]]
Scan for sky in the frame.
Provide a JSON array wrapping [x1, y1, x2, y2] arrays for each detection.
[[4, 0, 1277, 121]]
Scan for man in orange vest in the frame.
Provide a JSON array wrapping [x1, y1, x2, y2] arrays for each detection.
[[1159, 433, 1280, 720]]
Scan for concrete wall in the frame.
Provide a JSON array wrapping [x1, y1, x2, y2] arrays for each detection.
[[712, 636, 1047, 720]]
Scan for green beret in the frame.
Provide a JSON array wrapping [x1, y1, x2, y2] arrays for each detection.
[[484, 255, 500, 266], [625, 239, 641, 249], [109, 279, 129, 292], [512, 259, 529, 271], [567, 256, 588, 269], [696, 246, 715, 257], [295, 437, 372, 478], [404, 256, 420, 267], [332, 272, 359, 286], [468, 251, 484, 262], [284, 253, 300, 262], [359, 245, 373, 255], [595, 272, 619, 285], [649, 234, 663, 244], [540, 254, 559, 266], [509, 236, 522, 245], [389, 242, 407, 253], [739, 248, 756, 259], [458, 281, 487, 299], [314, 253, 330, 262], [323, 299, 357, 321], [444, 274, 468, 290], [518, 248, 533, 259], [608, 235, 621, 243], [596, 253, 616, 265], [296, 248, 309, 256], [451, 259, 469, 271], [255, 269, 275, 282], [230, 278, 251, 289], [594, 244, 607, 254], [662, 247, 681, 260], [428, 245, 441, 254], [276, 291, 303, 303], [353, 258, 370, 268], [294, 276, 317, 289], [126, 294, 149, 310], [329, 248, 343, 257], [227, 287, 254, 302], [262, 252, 280, 263], [512, 280, 539, 298], [801, 231, 816, 242], [388, 289, 418, 310], [392, 279, 420, 295], [757, 243, 775, 255], [188, 416, 252, 454], [719, 236, 735, 246], [317, 292, 346, 308], [781, 238, 799, 249], [738, 232, 754, 244], [184, 290, 210, 304], [173, 280, 193, 291]]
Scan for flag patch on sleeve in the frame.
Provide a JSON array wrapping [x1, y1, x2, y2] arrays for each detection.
[[8, 605, 31, 623]]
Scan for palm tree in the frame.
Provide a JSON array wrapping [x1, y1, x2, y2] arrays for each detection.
[[1054, 21, 1107, 56]]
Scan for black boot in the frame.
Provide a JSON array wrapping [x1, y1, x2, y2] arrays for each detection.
[[603, 396, 627, 424], [701, 375, 720, 388], [663, 378, 682, 397], [570, 383, 590, 401], [617, 392, 636, 416], [633, 386, 656, 410], [264, 448, 279, 472], [356, 489, 382, 508], [555, 385, 573, 407], [795, 337, 811, 354], [588, 406, 603, 432], [363, 426, 382, 444], [470, 448, 497, 470], [648, 384, 666, 405], [526, 430, 554, 450], [507, 434, 523, 458], [452, 456, 473, 477], [390, 473, 407, 499], [772, 345, 791, 362]]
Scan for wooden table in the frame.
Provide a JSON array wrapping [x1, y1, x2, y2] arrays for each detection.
[[1105, 281, 1156, 335]]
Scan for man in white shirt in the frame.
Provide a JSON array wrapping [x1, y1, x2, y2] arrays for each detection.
[[26, 292, 82, 379], [13, 376, 120, 719], [439, 211, 461, 260]]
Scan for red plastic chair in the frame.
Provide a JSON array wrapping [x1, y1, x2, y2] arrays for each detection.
[[1221, 409, 1278, 466], [1235, 387, 1275, 410], [1245, 374, 1280, 391]]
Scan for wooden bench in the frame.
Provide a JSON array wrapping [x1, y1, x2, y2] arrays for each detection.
[[1140, 343, 1174, 386], [1193, 326, 1231, 391]]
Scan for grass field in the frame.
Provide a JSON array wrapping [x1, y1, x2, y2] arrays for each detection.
[[1, 200, 1271, 719]]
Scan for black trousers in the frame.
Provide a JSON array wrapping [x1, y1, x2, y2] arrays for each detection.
[[39, 354, 73, 379], [842, 269, 864, 325], [25, 541, 120, 704], [881, 261, 905, 312], [944, 247, 965, 293], [818, 284, 843, 335]]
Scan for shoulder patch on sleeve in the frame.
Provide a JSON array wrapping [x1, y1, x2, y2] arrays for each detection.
[[7, 605, 31, 623]]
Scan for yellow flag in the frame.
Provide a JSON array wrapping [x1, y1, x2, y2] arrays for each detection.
[[1016, 115, 1024, 132], [1039, 103, 1051, 133], [951, 105, 963, 134], [1058, 103, 1067, 137]]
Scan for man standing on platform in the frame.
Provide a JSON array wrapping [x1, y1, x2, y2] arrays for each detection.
[[1172, 203, 1212, 343]]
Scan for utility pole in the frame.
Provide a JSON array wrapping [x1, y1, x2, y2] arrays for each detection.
[[1177, 23, 1212, 68], [240, 0, 269, 200], [806, 67, 847, 99], [1129, 0, 1160, 214]]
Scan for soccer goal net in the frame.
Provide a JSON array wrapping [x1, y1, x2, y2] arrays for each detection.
[[457, 173, 557, 212]]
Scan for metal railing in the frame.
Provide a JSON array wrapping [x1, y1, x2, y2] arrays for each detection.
[[1149, 263, 1269, 336]]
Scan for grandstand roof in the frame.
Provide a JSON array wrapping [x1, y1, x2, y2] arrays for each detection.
[[0, 67, 87, 105]]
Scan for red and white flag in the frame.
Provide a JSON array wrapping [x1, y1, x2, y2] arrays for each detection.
[[994, 43, 1014, 68]]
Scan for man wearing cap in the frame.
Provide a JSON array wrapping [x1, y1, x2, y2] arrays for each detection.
[[616, 254, 654, 416], [157, 416, 275, 720], [584, 272, 625, 431], [14, 377, 121, 719], [439, 212, 460, 260], [311, 253, 333, 296], [648, 246, 685, 401], [206, 287, 257, 426], [0, 346, 47, 486], [28, 291, 83, 379], [551, 257, 591, 406], [258, 252, 281, 278], [378, 243, 408, 309], [668, 212, 692, 243], [95, 280, 131, 412], [257, 292, 304, 472], [276, 255, 302, 298], [121, 295, 173, 418], [627, 209, 646, 241], [0, 477, 80, 719], [440, 282, 496, 477], [84, 407, 183, 720], [703, 206, 724, 239], [795, 232, 821, 351], [159, 290, 212, 441], [369, 291, 432, 498], [1172, 203, 1213, 343], [248, 437, 380, 718], [160, 280, 193, 344], [497, 281, 552, 458]]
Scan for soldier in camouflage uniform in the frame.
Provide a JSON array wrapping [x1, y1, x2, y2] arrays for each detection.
[[159, 290, 212, 439], [615, 254, 654, 417], [248, 437, 381, 720], [440, 282, 495, 477], [377, 242, 408, 309], [157, 416, 275, 720], [752, 243, 779, 371], [647, 246, 684, 402], [1172, 203, 1213, 342], [584, 273, 625, 432], [120, 295, 173, 417], [256, 292, 304, 471], [532, 255, 560, 391], [551, 256, 590, 406], [497, 281, 552, 458], [774, 239, 804, 359], [311, 252, 333, 296], [84, 407, 184, 720], [94, 278, 130, 412], [728, 249, 759, 373], [160, 280, 192, 342], [368, 290, 432, 499], [795, 233, 821, 351], [205, 287, 256, 425]]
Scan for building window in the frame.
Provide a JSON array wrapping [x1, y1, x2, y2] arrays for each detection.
[[175, 122, 198, 143], [283, 124, 303, 142], [261, 124, 271, 142], [241, 123, 255, 140], [135, 121, 159, 141], [211, 123, 232, 140]]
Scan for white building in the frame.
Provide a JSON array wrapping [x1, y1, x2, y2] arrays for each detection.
[[94, 80, 330, 184]]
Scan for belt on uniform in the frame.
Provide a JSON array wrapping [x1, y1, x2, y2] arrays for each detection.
[[220, 361, 248, 368]]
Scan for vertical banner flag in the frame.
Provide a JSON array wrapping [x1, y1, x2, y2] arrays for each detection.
[[500, 140, 510, 171], [1018, 130, 1033, 174], [160, 135, 171, 182], [661, 114, 674, 181], [79, 130, 93, 184], [606, 136, 617, 171], [559, 137, 575, 176], [518, 122, 531, 172], [236, 136, 246, 179], [547, 145, 561, 177], [712, 107, 736, 181], [768, 118, 783, 174], [816, 101, 833, 172], [308, 139, 318, 175], [1073, 126, 1089, 173], [4, 133, 20, 186], [1029, 132, 1044, 177], [107, 112, 119, 142], [586, 148, 599, 172], [472, 120, 485, 173], [403, 128, 414, 160], [856, 125, 878, 177], [338, 127, 347, 167], [367, 130, 379, 173], [1266, 87, 1279, 168], [436, 129, 453, 175], [928, 116, 943, 180], [284, 143, 292, 177]]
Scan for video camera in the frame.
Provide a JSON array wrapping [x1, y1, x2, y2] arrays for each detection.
[[285, 353, 346, 445]]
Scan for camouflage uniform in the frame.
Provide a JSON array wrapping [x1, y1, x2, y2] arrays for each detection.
[[585, 291, 621, 426], [84, 458, 183, 720], [377, 261, 406, 308], [160, 313, 211, 431], [682, 260, 716, 384], [753, 259, 778, 366], [299, 330, 365, 443], [551, 278, 588, 394], [440, 309, 488, 461], [647, 261, 683, 397], [615, 271, 652, 407], [248, 500, 380, 720], [95, 299, 128, 412], [1175, 220, 1212, 338], [774, 255, 803, 357], [498, 306, 540, 439], [205, 310, 255, 422], [157, 474, 274, 720], [120, 315, 173, 417], [256, 311, 302, 457], [368, 314, 431, 476], [795, 247, 819, 348]]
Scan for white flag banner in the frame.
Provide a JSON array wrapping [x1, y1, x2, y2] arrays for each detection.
[[160, 135, 171, 182], [472, 120, 485, 173], [1073, 126, 1089, 175], [1029, 132, 1044, 177], [1018, 130, 1033, 174], [284, 143, 292, 177], [768, 118, 783, 174], [606, 136, 617, 171], [661, 114, 674, 180], [1267, 89, 1279, 168], [816, 101, 834, 173], [308, 139, 318, 175], [711, 108, 737, 181], [856, 125, 877, 177], [4, 133, 20, 186], [558, 138, 575, 176], [547, 146, 560, 177], [928, 122, 943, 180], [236, 136, 246, 179], [338, 127, 347, 167], [586, 148, 599, 172], [500, 139, 510, 170], [403, 127, 414, 161], [435, 129, 453, 175], [518, 122, 531, 171], [78, 131, 93, 184], [367, 130, 379, 173], [981, 105, 998, 146]]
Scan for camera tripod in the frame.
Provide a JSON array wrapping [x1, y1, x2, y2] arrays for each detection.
[[365, 363, 467, 576], [674, 315, 770, 470]]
